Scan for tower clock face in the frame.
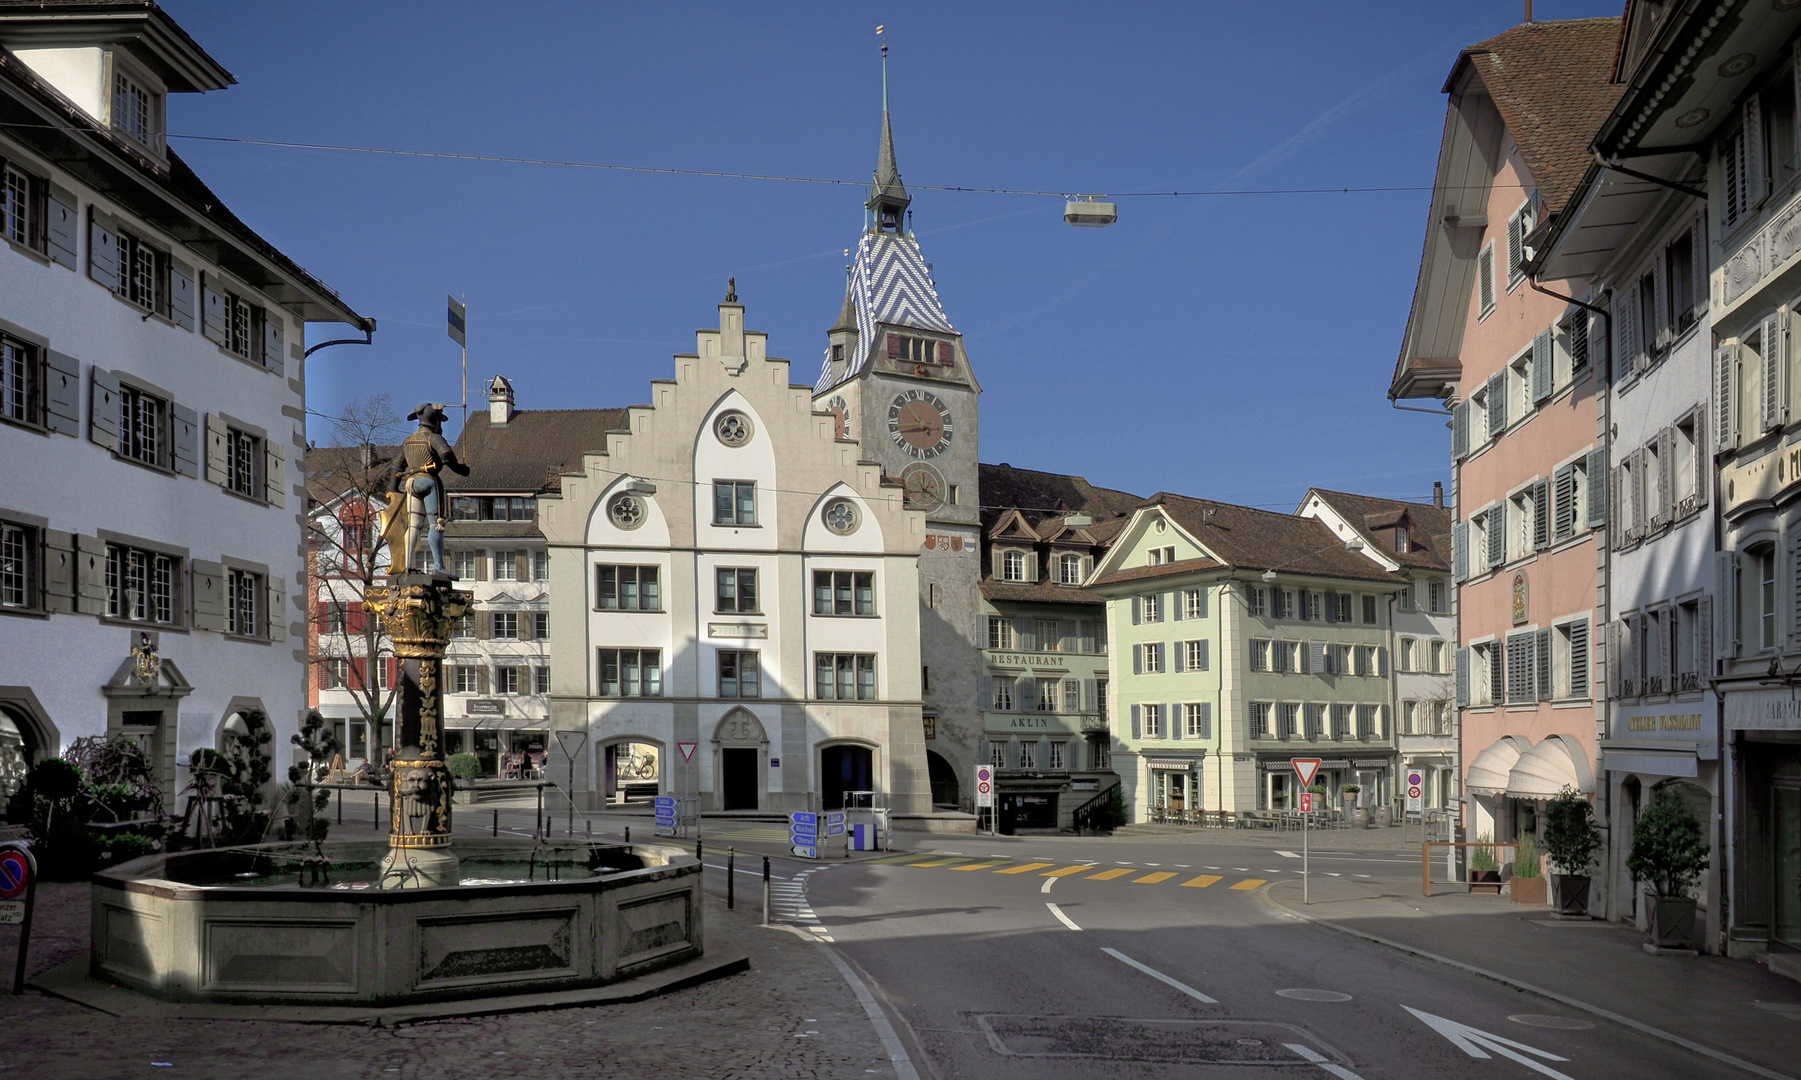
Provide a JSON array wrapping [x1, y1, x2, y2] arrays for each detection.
[[887, 389, 954, 459], [900, 462, 946, 512]]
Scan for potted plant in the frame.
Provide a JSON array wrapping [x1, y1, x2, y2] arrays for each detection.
[[1343, 784, 1366, 827], [1468, 832, 1502, 893], [1627, 787, 1710, 952], [1543, 787, 1601, 917], [1510, 834, 1547, 905]]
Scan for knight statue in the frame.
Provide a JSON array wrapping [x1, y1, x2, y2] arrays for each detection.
[[380, 402, 470, 575]]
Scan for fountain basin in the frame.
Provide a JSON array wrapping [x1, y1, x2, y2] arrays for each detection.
[[90, 839, 703, 1005]]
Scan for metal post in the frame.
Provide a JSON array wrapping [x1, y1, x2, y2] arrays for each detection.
[[336, 787, 342, 824], [727, 847, 735, 910], [374, 790, 380, 829], [625, 825, 630, 845], [6, 843, 38, 995], [1303, 804, 1310, 905], [492, 809, 498, 837], [762, 855, 770, 926], [696, 838, 703, 863], [585, 819, 591, 838]]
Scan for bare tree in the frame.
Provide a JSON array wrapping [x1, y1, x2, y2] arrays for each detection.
[[306, 394, 407, 769]]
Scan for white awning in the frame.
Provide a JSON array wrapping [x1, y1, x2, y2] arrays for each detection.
[[1507, 735, 1595, 798], [1465, 735, 1531, 795], [1146, 758, 1199, 771], [1601, 743, 1699, 779]]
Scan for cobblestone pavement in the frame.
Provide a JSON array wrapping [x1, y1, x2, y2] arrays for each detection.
[[0, 873, 897, 1080]]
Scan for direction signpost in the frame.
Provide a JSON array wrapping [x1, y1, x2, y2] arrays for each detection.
[[791, 811, 821, 858], [653, 794, 677, 836], [1292, 758, 1321, 904]]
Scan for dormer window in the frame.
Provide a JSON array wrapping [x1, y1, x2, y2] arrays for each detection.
[[1002, 550, 1026, 582], [1394, 525, 1408, 553], [111, 66, 161, 149]]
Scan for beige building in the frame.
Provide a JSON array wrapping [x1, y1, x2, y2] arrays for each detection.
[[539, 292, 933, 814]]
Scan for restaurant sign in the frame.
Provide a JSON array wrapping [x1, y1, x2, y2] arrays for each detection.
[[1725, 688, 1801, 731], [1618, 706, 1716, 754], [467, 698, 505, 716]]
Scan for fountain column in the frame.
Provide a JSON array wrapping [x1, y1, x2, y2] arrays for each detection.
[[367, 570, 470, 888]]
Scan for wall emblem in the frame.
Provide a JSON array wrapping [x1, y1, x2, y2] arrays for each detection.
[[130, 632, 160, 684], [1511, 572, 1529, 626]]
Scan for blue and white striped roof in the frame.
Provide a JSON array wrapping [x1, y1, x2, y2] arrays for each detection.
[[815, 229, 957, 393]]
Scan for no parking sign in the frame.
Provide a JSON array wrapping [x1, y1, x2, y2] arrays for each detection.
[[974, 765, 993, 809], [1406, 770, 1424, 812], [0, 841, 36, 994]]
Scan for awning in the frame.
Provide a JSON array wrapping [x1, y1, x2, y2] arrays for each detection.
[[1506, 735, 1595, 798], [1602, 742, 1699, 779], [1466, 736, 1532, 795], [1146, 758, 1199, 771]]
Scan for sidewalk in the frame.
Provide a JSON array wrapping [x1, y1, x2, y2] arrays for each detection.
[[1265, 873, 1801, 1079], [0, 872, 900, 1079]]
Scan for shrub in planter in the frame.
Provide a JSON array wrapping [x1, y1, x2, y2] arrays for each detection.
[[447, 753, 483, 782], [1627, 788, 1710, 951], [1469, 832, 1502, 889], [1544, 787, 1601, 917], [1510, 834, 1548, 905]]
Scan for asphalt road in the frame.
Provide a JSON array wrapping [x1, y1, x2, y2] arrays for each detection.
[[793, 834, 1753, 1080]]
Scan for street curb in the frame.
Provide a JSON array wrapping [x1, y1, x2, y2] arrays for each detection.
[[1258, 881, 1796, 1080], [30, 948, 750, 1027]]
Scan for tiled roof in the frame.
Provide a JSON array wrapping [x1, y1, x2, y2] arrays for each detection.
[[1085, 556, 1224, 589], [980, 580, 1106, 605], [1455, 17, 1625, 215], [449, 408, 628, 495], [303, 444, 400, 508], [978, 463, 1141, 525], [1305, 489, 1452, 574], [1149, 493, 1408, 586]]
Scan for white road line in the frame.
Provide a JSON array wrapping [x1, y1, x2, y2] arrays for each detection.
[[1041, 878, 1055, 894], [1261, 869, 1285, 874], [1116, 861, 1135, 866], [1046, 903, 1082, 931], [1204, 865, 1220, 870], [815, 943, 922, 1080], [1353, 874, 1372, 878], [1325, 872, 1342, 877], [1101, 947, 1218, 1004], [1234, 867, 1250, 872], [1284, 1041, 1367, 1080], [703, 862, 788, 880], [1276, 850, 1301, 858]]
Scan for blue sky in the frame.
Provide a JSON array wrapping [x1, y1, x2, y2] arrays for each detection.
[[163, 1, 1621, 510]]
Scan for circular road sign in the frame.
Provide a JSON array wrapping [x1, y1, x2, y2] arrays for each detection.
[[0, 850, 28, 899], [978, 781, 991, 794], [1408, 785, 1423, 800], [1407, 771, 1424, 787]]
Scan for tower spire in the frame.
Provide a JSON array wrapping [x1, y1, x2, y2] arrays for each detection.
[[867, 26, 910, 232]]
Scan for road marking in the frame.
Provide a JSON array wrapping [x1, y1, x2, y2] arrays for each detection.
[[1176, 864, 1191, 868], [1284, 1041, 1368, 1080], [1234, 867, 1250, 871], [1046, 902, 1082, 931], [1230, 878, 1267, 890], [1115, 861, 1135, 865], [908, 858, 964, 867], [1134, 872, 1177, 885], [1041, 878, 1056, 894], [995, 862, 1054, 875], [816, 940, 922, 1080], [1325, 872, 1342, 877], [1145, 862, 1162, 866], [1181, 875, 1223, 888], [1354, 873, 1372, 878], [1404, 1006, 1573, 1080], [1042, 864, 1094, 877], [949, 861, 1006, 872], [1087, 868, 1134, 881], [1204, 865, 1221, 870], [1101, 947, 1218, 1003], [1276, 850, 1301, 858], [1261, 869, 1286, 874]]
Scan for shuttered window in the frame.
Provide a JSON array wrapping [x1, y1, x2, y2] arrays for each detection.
[[1478, 244, 1496, 316]]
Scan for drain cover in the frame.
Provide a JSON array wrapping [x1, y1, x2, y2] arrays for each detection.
[[1508, 1014, 1595, 1030], [1276, 989, 1352, 1002], [975, 1015, 1345, 1065]]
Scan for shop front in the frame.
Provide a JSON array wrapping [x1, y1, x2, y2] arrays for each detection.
[[1605, 703, 1719, 931], [444, 698, 549, 778], [1722, 687, 1801, 969], [1258, 756, 1392, 814]]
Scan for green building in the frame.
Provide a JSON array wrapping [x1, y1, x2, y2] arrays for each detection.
[[1087, 494, 1407, 822]]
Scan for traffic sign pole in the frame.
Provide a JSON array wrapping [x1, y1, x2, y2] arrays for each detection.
[[1303, 796, 1309, 905], [1291, 759, 1321, 906], [0, 843, 37, 994]]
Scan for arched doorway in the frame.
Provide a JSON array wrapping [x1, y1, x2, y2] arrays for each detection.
[[598, 738, 662, 805], [927, 750, 960, 808], [714, 708, 767, 811], [821, 744, 873, 812], [0, 705, 37, 808]]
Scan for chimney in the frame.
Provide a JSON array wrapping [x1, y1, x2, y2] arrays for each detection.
[[488, 375, 515, 426], [1433, 481, 1444, 509]]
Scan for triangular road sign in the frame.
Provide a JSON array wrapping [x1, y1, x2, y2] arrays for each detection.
[[1291, 758, 1322, 788], [678, 742, 697, 762]]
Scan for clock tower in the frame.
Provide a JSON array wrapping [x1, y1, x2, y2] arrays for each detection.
[[814, 80, 983, 812]]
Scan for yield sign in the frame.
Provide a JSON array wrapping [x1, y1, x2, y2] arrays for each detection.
[[678, 742, 697, 762], [1291, 757, 1322, 788], [1404, 1006, 1573, 1080]]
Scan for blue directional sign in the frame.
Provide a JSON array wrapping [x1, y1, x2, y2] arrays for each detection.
[[791, 811, 818, 826], [825, 811, 846, 837], [654, 795, 677, 827]]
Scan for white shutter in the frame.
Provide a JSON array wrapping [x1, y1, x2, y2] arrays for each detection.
[[1764, 312, 1785, 432], [1717, 551, 1739, 657], [1655, 428, 1673, 523], [1569, 619, 1590, 699], [1455, 647, 1470, 707], [1691, 218, 1709, 323], [1618, 283, 1639, 375], [1716, 344, 1739, 451], [1696, 400, 1712, 509], [1532, 328, 1554, 402], [1587, 448, 1608, 528], [1745, 93, 1767, 208], [1486, 372, 1507, 438], [1453, 401, 1470, 459], [1452, 521, 1469, 582]]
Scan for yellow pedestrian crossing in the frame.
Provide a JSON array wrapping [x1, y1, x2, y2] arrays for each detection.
[[875, 855, 1276, 892]]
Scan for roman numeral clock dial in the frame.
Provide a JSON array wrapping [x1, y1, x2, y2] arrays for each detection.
[[887, 389, 954, 459]]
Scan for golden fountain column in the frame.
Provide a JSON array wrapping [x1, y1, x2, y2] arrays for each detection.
[[366, 570, 470, 888]]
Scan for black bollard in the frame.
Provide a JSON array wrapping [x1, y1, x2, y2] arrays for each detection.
[[728, 847, 735, 910], [762, 855, 770, 927], [697, 838, 703, 863], [625, 825, 630, 845], [492, 809, 499, 837], [336, 787, 342, 824], [374, 791, 380, 829]]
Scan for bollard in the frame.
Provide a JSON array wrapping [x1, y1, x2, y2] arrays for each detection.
[[762, 855, 770, 927], [492, 809, 499, 837], [374, 791, 380, 829], [586, 819, 592, 838], [727, 847, 735, 910], [697, 838, 703, 863], [336, 787, 342, 824], [625, 825, 630, 845]]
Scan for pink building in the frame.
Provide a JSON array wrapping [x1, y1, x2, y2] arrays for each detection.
[[1390, 19, 1622, 875]]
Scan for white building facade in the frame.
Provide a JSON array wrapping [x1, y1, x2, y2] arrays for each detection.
[[540, 295, 933, 815], [0, 4, 368, 805]]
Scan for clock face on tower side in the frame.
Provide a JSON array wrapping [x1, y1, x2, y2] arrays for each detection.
[[887, 389, 954, 459], [900, 462, 946, 512]]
